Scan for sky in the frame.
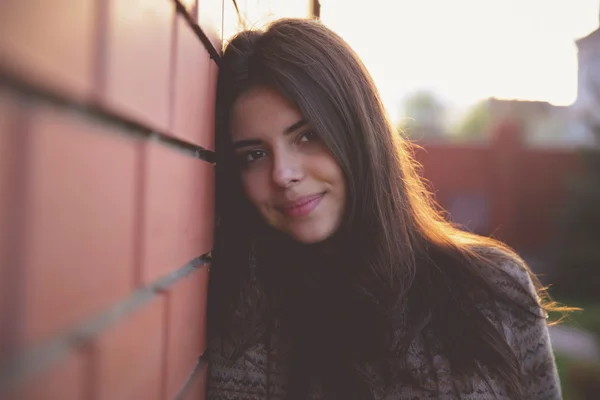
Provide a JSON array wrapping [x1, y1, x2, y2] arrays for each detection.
[[319, 0, 600, 123]]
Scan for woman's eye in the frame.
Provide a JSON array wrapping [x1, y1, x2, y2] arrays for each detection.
[[244, 149, 267, 163], [298, 131, 319, 143]]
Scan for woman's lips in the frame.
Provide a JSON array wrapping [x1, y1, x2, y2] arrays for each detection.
[[279, 193, 325, 218]]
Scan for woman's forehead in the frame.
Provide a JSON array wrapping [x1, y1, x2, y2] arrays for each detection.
[[230, 86, 304, 140]]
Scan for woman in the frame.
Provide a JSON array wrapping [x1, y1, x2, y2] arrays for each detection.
[[207, 18, 565, 400]]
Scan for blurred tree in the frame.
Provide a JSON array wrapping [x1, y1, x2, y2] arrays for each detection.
[[399, 90, 446, 140], [452, 100, 491, 140], [402, 90, 444, 127], [396, 118, 414, 139]]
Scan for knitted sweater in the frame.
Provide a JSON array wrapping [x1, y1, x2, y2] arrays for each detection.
[[206, 257, 562, 399]]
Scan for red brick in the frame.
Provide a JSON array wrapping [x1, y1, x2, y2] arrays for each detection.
[[0, 90, 15, 216], [172, 16, 213, 148], [141, 144, 214, 283], [93, 297, 165, 400], [0, 0, 95, 100], [183, 363, 208, 400], [21, 105, 138, 346], [0, 89, 24, 363], [102, 0, 175, 131], [207, 60, 218, 148], [165, 266, 210, 398], [0, 89, 13, 213], [198, 0, 223, 54], [9, 351, 88, 400], [0, 89, 20, 276]]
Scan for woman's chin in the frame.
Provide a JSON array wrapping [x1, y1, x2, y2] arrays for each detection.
[[284, 224, 338, 245]]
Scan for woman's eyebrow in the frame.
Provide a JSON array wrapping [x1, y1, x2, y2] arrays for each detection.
[[284, 119, 307, 134], [232, 138, 262, 149], [232, 119, 308, 149]]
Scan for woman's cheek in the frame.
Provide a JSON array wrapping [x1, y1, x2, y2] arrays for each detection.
[[241, 168, 267, 206]]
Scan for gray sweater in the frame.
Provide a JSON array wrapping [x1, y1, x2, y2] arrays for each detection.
[[206, 257, 562, 399]]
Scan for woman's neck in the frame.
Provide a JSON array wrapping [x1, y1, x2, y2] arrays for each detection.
[[311, 231, 344, 260]]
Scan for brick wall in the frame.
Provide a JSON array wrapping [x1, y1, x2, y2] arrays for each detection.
[[0, 1, 220, 399]]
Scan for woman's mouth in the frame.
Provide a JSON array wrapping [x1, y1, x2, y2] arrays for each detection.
[[279, 193, 325, 218]]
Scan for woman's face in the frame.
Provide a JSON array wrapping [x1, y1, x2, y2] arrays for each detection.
[[230, 86, 346, 244]]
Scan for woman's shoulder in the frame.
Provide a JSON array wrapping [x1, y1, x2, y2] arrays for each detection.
[[468, 245, 546, 323], [470, 247, 561, 398], [473, 246, 538, 298]]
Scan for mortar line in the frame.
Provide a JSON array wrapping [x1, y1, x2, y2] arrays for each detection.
[[0, 77, 216, 164], [0, 255, 211, 393], [173, 0, 222, 66], [174, 355, 209, 400]]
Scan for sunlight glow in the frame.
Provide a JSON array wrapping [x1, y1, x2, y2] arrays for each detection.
[[321, 0, 600, 123]]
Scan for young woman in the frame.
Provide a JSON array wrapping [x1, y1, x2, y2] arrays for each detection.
[[207, 18, 565, 400]]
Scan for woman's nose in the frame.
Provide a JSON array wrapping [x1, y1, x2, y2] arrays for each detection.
[[272, 151, 304, 188]]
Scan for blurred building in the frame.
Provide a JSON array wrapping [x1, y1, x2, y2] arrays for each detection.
[[573, 23, 600, 143], [486, 98, 593, 148], [454, 19, 600, 149]]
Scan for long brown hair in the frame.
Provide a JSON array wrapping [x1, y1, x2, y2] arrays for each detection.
[[208, 18, 565, 399]]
